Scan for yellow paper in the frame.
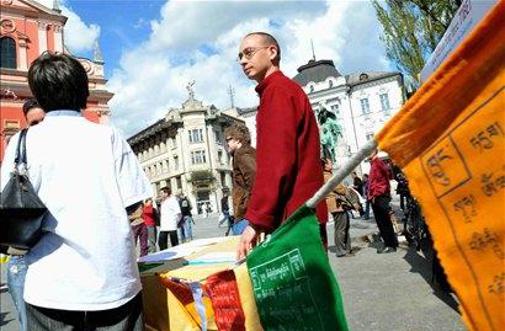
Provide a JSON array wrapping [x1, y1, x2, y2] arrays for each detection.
[[377, 2, 505, 330]]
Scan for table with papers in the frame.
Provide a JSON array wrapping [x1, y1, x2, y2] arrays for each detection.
[[139, 236, 240, 331]]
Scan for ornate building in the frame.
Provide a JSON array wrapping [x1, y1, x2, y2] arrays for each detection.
[[128, 84, 244, 215], [292, 59, 404, 173], [0, 0, 113, 162]]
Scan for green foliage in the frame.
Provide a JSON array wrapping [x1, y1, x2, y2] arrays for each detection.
[[373, 0, 460, 89]]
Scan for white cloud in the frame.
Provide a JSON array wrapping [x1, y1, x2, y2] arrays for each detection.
[[35, 0, 100, 53], [107, 0, 391, 137]]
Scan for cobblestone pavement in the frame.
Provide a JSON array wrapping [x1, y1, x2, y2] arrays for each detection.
[[1, 207, 465, 331]]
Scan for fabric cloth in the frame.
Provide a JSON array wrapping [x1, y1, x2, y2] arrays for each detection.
[[25, 292, 144, 331], [368, 156, 392, 200], [7, 255, 27, 331], [231, 144, 256, 220], [246, 205, 348, 330], [160, 196, 181, 231], [204, 270, 246, 331], [376, 3, 505, 329], [332, 212, 351, 257], [244, 71, 328, 232], [0, 110, 152, 311]]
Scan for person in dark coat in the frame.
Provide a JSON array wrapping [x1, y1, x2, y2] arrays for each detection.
[[236, 32, 328, 259]]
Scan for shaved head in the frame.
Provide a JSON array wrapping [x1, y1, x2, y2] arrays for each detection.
[[244, 32, 281, 63]]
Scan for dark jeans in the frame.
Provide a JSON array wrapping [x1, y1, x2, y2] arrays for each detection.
[[131, 223, 148, 257], [158, 230, 179, 250], [25, 292, 144, 331], [371, 195, 398, 248]]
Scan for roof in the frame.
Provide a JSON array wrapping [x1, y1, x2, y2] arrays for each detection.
[[293, 59, 341, 86], [346, 71, 401, 87]]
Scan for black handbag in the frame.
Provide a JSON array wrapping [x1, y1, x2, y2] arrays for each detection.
[[0, 128, 47, 251]]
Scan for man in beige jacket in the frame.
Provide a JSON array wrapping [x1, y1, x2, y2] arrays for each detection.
[[323, 159, 359, 257]]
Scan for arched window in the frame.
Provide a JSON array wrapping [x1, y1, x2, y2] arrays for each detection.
[[0, 37, 16, 69]]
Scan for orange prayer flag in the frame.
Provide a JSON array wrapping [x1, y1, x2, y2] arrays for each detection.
[[376, 1, 505, 331]]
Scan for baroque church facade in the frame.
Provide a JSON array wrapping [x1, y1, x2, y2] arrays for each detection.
[[0, 0, 112, 163]]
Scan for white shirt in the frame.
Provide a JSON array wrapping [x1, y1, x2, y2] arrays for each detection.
[[0, 111, 152, 311], [160, 196, 181, 231]]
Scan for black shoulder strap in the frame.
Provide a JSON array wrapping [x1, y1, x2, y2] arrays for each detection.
[[14, 128, 28, 166]]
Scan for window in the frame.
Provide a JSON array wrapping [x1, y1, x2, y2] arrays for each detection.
[[380, 93, 391, 112], [173, 155, 179, 170], [220, 172, 226, 187], [366, 133, 374, 141], [191, 150, 207, 164], [218, 150, 223, 164], [328, 80, 333, 88], [0, 37, 16, 69], [360, 98, 370, 114], [188, 129, 204, 143], [176, 176, 182, 189]]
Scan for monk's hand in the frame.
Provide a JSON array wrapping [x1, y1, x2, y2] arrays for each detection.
[[237, 225, 258, 261]]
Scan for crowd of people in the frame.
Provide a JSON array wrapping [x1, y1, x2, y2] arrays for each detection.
[[1, 31, 407, 330]]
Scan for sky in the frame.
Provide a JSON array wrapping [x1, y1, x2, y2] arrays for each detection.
[[35, 0, 393, 137]]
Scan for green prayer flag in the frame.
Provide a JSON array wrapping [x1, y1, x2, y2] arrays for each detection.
[[246, 205, 349, 331]]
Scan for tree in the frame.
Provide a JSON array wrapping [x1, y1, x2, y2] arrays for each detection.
[[373, 0, 460, 90]]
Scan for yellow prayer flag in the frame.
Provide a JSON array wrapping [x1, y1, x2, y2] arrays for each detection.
[[376, 1, 505, 330]]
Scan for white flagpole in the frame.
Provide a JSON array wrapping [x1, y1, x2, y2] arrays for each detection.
[[306, 139, 378, 208]]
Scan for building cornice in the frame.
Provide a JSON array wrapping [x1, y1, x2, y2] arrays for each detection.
[[1, 0, 67, 25], [349, 73, 402, 92]]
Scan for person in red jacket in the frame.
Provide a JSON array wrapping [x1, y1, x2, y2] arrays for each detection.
[[142, 198, 158, 253], [236, 32, 328, 259], [368, 149, 398, 253]]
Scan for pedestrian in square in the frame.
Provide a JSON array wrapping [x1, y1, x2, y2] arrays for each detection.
[[4, 98, 45, 331], [224, 122, 256, 235], [129, 202, 148, 257], [158, 187, 181, 249], [178, 192, 194, 242], [0, 52, 152, 330], [142, 198, 158, 253], [368, 149, 398, 253]]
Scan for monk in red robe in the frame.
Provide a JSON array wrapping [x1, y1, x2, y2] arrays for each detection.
[[236, 32, 328, 259]]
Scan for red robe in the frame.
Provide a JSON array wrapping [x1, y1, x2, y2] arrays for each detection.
[[244, 71, 328, 232]]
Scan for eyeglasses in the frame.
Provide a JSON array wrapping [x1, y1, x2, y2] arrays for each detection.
[[237, 46, 269, 61]]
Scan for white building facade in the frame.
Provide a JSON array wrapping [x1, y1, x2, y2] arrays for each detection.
[[293, 59, 405, 174], [128, 92, 243, 215]]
